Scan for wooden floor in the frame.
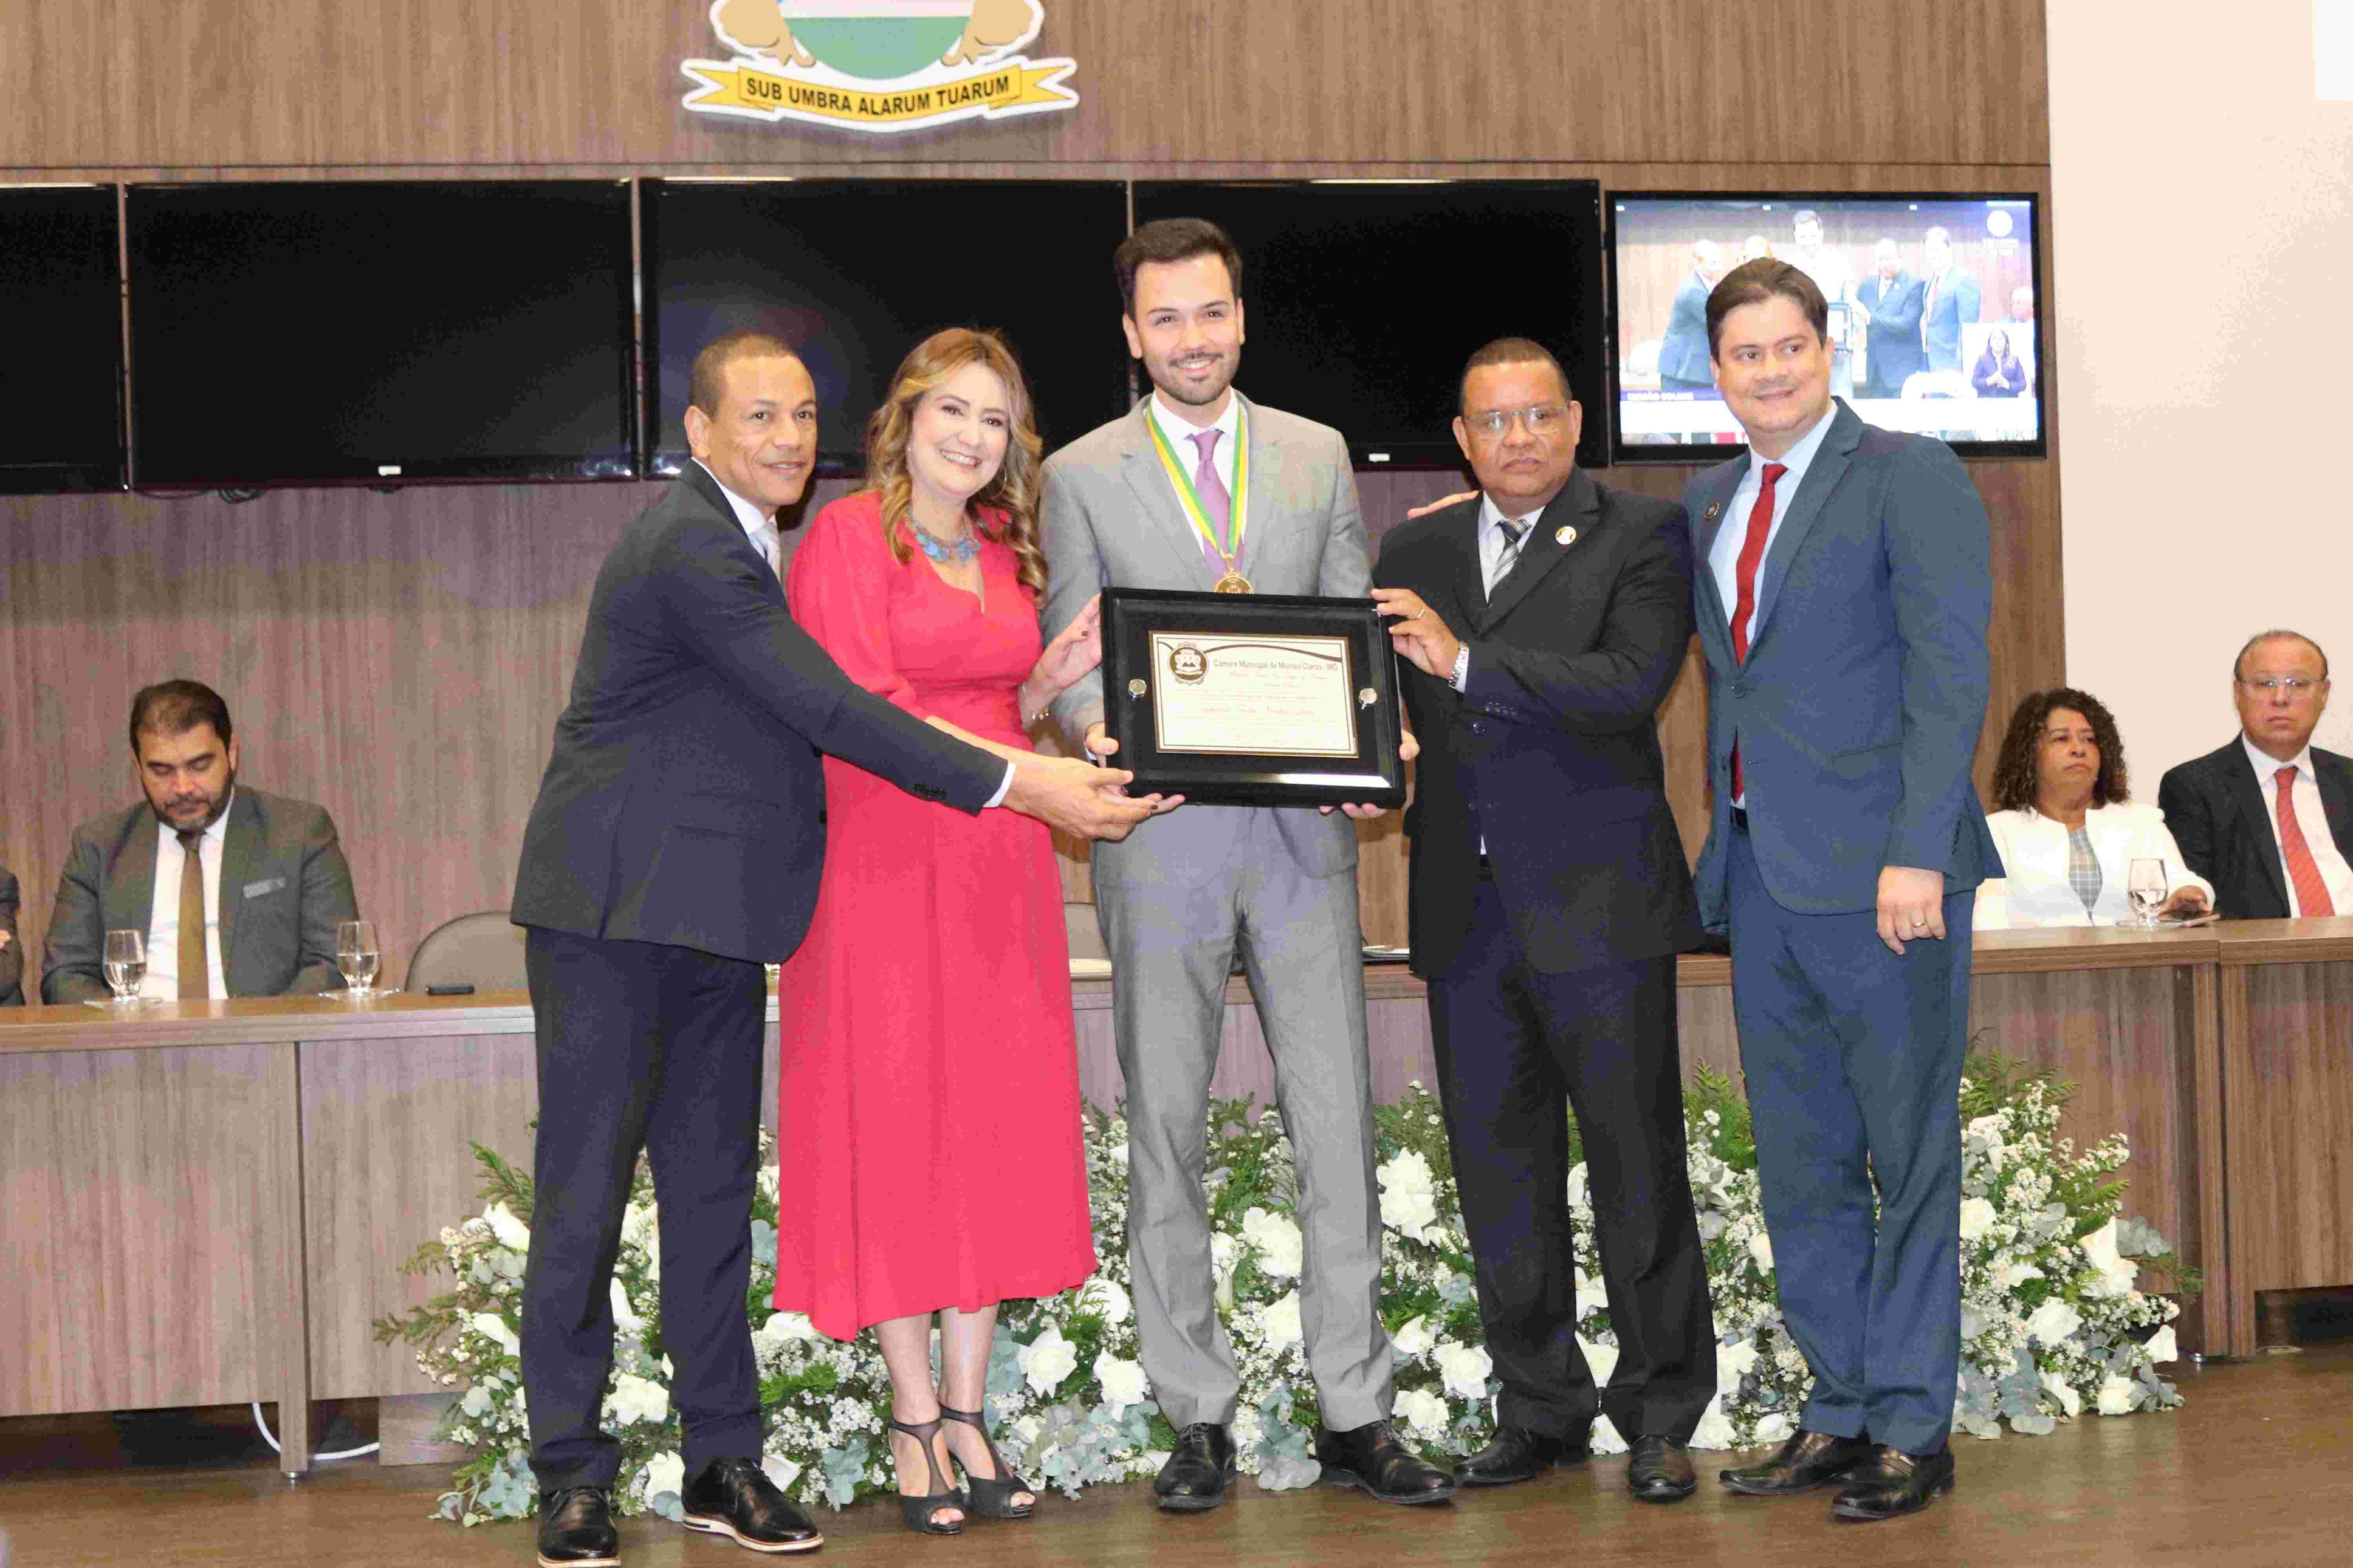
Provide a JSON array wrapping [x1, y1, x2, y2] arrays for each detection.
[[4, 1347, 2351, 1566]]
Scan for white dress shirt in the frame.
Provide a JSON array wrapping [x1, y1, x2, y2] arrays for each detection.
[[145, 792, 232, 999], [2241, 735, 2353, 916], [1708, 404, 1837, 807], [694, 460, 1015, 809], [1148, 390, 1242, 501], [1974, 803, 2214, 929]]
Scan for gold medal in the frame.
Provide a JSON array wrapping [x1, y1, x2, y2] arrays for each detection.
[[1213, 572, 1253, 594]]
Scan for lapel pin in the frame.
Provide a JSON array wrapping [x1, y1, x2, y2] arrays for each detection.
[[1555, 525, 1577, 547], [1703, 502, 1722, 522]]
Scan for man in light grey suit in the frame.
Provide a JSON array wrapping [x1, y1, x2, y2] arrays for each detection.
[[43, 680, 357, 1003], [1040, 217, 1449, 1512]]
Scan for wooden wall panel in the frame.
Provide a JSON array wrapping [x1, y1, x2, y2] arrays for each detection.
[[0, 2, 2049, 174]]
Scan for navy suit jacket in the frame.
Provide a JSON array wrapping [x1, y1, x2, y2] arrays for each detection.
[[1376, 471, 1701, 978], [1858, 270, 1928, 394], [1684, 400, 1999, 928], [2156, 739, 2353, 920], [1657, 270, 1714, 385], [510, 464, 1006, 964], [1922, 265, 1982, 372]]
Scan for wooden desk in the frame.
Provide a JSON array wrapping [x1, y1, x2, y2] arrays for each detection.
[[0, 922, 2331, 1470]]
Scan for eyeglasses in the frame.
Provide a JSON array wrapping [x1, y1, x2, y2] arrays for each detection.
[[2238, 676, 2324, 694], [1463, 405, 1570, 439]]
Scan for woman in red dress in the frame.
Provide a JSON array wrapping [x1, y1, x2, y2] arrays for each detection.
[[774, 329, 1101, 1535]]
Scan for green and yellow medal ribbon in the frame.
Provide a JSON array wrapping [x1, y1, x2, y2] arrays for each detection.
[[1145, 400, 1251, 577]]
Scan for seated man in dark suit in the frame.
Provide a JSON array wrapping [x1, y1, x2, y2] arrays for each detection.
[[1374, 338, 1714, 1506], [2157, 630, 2350, 919], [0, 861, 21, 1005], [42, 680, 357, 1002]]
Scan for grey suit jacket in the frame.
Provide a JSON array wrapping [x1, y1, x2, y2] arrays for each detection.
[[42, 789, 360, 1003], [1041, 393, 1370, 888], [1684, 400, 1999, 927], [0, 864, 21, 1006]]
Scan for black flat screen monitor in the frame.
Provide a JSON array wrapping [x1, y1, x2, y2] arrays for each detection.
[[1608, 192, 2045, 460], [1128, 181, 1608, 470], [1, 185, 125, 493], [644, 179, 1131, 476], [126, 181, 636, 487]]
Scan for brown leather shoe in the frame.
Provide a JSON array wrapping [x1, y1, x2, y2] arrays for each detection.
[[1831, 1445, 1955, 1521], [1720, 1428, 1876, 1495], [1626, 1434, 1697, 1503]]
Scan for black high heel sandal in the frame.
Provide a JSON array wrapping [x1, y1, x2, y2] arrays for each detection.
[[887, 1415, 967, 1536], [939, 1404, 1037, 1519]]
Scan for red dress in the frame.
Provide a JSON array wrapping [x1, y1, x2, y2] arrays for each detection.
[[771, 490, 1094, 1339]]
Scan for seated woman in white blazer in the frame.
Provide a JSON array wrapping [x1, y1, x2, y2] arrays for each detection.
[[1976, 688, 2214, 929]]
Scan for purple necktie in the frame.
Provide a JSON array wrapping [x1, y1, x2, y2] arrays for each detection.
[[1189, 428, 1232, 573]]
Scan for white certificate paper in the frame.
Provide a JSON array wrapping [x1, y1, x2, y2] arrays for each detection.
[[1149, 632, 1358, 758]]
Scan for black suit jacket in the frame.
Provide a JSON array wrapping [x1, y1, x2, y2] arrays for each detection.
[[510, 464, 1007, 964], [0, 863, 21, 1006], [1375, 470, 1702, 979], [42, 789, 358, 1004], [2156, 739, 2353, 920]]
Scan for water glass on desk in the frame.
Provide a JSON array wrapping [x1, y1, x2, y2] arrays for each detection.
[[335, 919, 380, 996], [103, 929, 148, 1005], [2126, 859, 2168, 928]]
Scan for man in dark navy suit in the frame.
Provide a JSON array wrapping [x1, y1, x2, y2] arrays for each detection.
[[1856, 238, 1927, 397], [1373, 338, 1714, 1506], [510, 332, 1155, 1566]]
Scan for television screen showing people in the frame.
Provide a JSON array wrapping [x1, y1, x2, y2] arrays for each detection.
[[1611, 194, 2042, 456]]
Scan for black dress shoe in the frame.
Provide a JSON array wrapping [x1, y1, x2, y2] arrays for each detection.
[[1454, 1425, 1587, 1486], [1155, 1423, 1237, 1513], [1830, 1444, 1955, 1521], [1626, 1434, 1697, 1504], [536, 1485, 620, 1567], [1720, 1428, 1877, 1495], [680, 1456, 824, 1553], [1313, 1419, 1456, 1505]]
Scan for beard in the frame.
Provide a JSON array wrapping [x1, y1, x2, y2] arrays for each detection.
[[149, 767, 236, 832]]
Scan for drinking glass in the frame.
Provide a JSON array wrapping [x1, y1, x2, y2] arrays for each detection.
[[2126, 859, 2169, 928], [335, 919, 381, 996], [103, 929, 148, 1005]]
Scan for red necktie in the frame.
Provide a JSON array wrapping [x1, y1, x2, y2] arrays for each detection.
[[2276, 765, 2337, 917], [1727, 462, 1785, 803]]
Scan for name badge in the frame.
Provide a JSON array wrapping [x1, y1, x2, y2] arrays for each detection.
[[242, 876, 287, 900]]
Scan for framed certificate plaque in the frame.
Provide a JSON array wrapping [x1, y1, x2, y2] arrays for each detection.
[[1101, 587, 1409, 809]]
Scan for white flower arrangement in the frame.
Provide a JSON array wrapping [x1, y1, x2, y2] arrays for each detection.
[[377, 1056, 2189, 1525]]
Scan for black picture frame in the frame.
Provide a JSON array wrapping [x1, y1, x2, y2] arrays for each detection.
[[1101, 587, 1407, 809]]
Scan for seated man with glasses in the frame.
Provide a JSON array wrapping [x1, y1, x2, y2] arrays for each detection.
[[2157, 630, 2351, 919]]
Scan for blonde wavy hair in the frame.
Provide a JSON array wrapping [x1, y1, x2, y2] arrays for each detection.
[[862, 327, 1047, 595]]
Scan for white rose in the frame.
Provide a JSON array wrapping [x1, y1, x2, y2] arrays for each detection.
[[606, 1372, 670, 1426], [1094, 1352, 1150, 1416], [1566, 1163, 1590, 1209], [1432, 1341, 1493, 1402], [1573, 1269, 1610, 1323], [1377, 1151, 1439, 1239], [1080, 1276, 1134, 1324], [641, 1450, 684, 1502], [2025, 1298, 2083, 1346], [1105, 1142, 1130, 1168], [611, 1279, 645, 1337], [1690, 1395, 1737, 1450], [2095, 1374, 2138, 1416], [1393, 1388, 1451, 1439], [1579, 1336, 1620, 1388], [761, 1454, 803, 1493], [2078, 1217, 2139, 1299], [2145, 1324, 2179, 1364], [1957, 1197, 1997, 1241], [1754, 1411, 1793, 1445], [1017, 1325, 1079, 1396], [2041, 1371, 2082, 1417], [1390, 1315, 1436, 1358], [1259, 1290, 1306, 1349], [1240, 1208, 1305, 1279], [759, 1312, 821, 1344], [470, 1312, 520, 1356], [484, 1202, 532, 1254], [1716, 1338, 1759, 1394], [1745, 1228, 1774, 1272]]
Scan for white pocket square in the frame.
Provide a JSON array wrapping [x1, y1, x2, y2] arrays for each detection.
[[242, 876, 287, 899]]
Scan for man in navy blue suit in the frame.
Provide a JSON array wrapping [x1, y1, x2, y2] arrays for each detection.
[[1855, 239, 1927, 397], [1656, 240, 1726, 394], [510, 332, 1155, 1566], [1684, 261, 1997, 1521], [1375, 338, 1714, 1504]]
